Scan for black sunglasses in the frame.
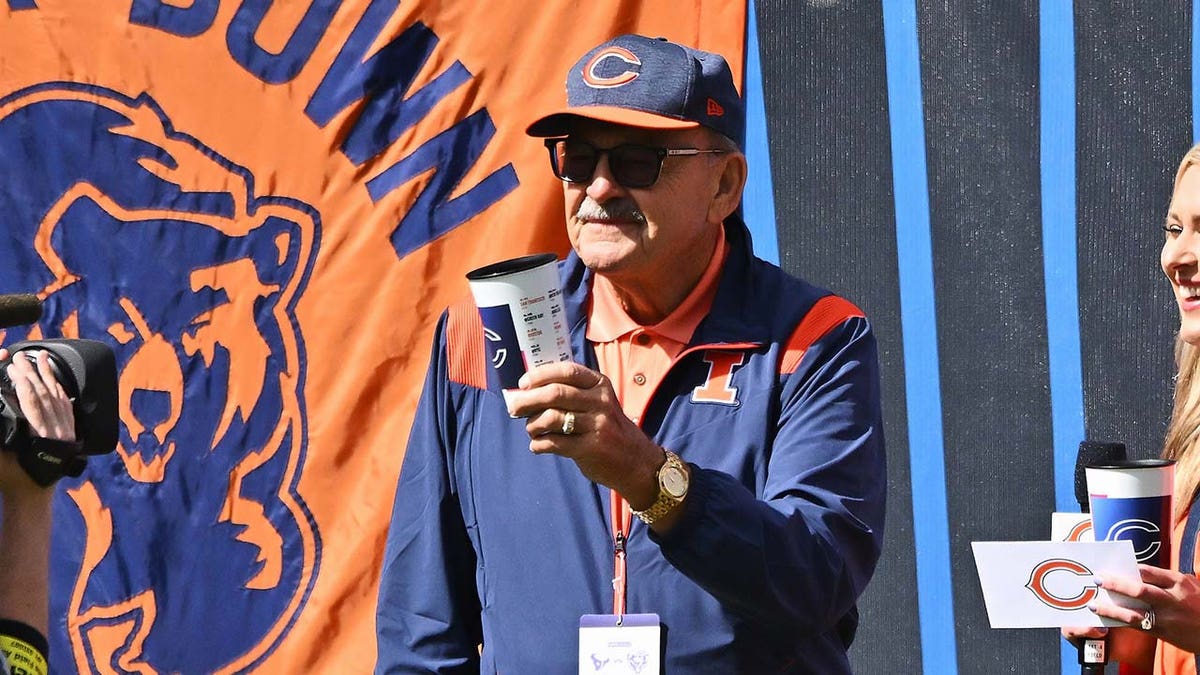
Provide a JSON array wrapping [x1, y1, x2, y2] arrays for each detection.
[[543, 138, 726, 189]]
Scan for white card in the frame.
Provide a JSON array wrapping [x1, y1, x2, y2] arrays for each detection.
[[1050, 512, 1094, 542], [971, 540, 1148, 628], [579, 614, 660, 674]]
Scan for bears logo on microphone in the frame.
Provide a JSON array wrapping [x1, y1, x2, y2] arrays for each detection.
[[0, 83, 319, 673]]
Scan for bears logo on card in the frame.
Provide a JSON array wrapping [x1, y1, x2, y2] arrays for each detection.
[[0, 83, 320, 673], [1065, 519, 1093, 542], [1025, 558, 1097, 611]]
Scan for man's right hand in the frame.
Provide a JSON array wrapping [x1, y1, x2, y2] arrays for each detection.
[[505, 361, 669, 519]]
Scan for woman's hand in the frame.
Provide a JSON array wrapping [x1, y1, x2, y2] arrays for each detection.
[[1094, 564, 1200, 655]]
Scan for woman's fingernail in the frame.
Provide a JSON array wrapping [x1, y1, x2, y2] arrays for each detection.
[[1096, 627, 1108, 636], [1092, 575, 1104, 587], [1086, 602, 1098, 613]]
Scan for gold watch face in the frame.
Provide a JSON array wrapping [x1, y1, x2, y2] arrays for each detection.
[[661, 464, 688, 499]]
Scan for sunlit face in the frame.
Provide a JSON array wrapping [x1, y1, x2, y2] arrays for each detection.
[[559, 121, 730, 291], [1162, 163, 1200, 344]]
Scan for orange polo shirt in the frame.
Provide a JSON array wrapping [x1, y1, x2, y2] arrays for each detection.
[[586, 226, 728, 421]]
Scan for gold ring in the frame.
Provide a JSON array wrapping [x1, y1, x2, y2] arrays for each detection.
[[1140, 608, 1155, 631], [561, 411, 576, 435]]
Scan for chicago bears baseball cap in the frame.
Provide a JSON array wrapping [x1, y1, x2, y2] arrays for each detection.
[[526, 34, 745, 149]]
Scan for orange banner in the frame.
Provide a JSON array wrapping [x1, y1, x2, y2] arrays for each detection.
[[0, 1, 744, 671]]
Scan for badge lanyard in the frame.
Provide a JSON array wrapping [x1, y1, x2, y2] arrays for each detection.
[[609, 489, 631, 617]]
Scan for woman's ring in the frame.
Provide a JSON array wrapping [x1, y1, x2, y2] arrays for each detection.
[[561, 411, 576, 435], [1140, 608, 1155, 631]]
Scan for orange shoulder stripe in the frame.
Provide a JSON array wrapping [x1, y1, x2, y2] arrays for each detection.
[[446, 300, 488, 390], [779, 295, 865, 375]]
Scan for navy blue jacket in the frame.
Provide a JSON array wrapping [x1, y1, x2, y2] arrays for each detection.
[[376, 220, 886, 673]]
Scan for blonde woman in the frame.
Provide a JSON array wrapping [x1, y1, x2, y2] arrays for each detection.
[[1067, 143, 1200, 674]]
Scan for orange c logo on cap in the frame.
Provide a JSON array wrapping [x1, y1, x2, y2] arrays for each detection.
[[582, 47, 641, 88], [1025, 558, 1098, 610]]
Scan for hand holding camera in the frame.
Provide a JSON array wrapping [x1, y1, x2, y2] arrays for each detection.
[[0, 339, 118, 487]]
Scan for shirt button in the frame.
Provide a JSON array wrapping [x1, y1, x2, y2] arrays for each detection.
[[635, 333, 651, 346], [633, 373, 647, 385]]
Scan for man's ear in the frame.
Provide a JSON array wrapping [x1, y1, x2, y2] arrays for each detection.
[[708, 152, 748, 224]]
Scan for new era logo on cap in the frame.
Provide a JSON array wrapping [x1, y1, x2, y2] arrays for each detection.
[[526, 34, 745, 149]]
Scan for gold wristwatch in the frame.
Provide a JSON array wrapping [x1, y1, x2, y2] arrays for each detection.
[[633, 450, 689, 525]]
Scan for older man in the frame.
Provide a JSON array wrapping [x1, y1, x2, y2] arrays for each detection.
[[376, 34, 886, 673]]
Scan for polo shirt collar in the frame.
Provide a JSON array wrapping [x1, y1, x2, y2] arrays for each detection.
[[586, 225, 728, 344]]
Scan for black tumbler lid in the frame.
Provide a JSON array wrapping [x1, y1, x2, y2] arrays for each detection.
[[1086, 458, 1175, 470], [466, 253, 558, 281]]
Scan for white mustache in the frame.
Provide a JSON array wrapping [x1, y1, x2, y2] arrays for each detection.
[[575, 197, 646, 224]]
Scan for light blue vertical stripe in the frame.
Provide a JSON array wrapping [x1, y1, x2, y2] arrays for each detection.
[[1038, 3, 1086, 673], [1194, 0, 1200, 142], [1040, 1, 1084, 527], [742, 0, 780, 264], [880, 2, 958, 673]]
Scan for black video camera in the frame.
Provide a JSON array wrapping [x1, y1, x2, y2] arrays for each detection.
[[0, 339, 119, 486]]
